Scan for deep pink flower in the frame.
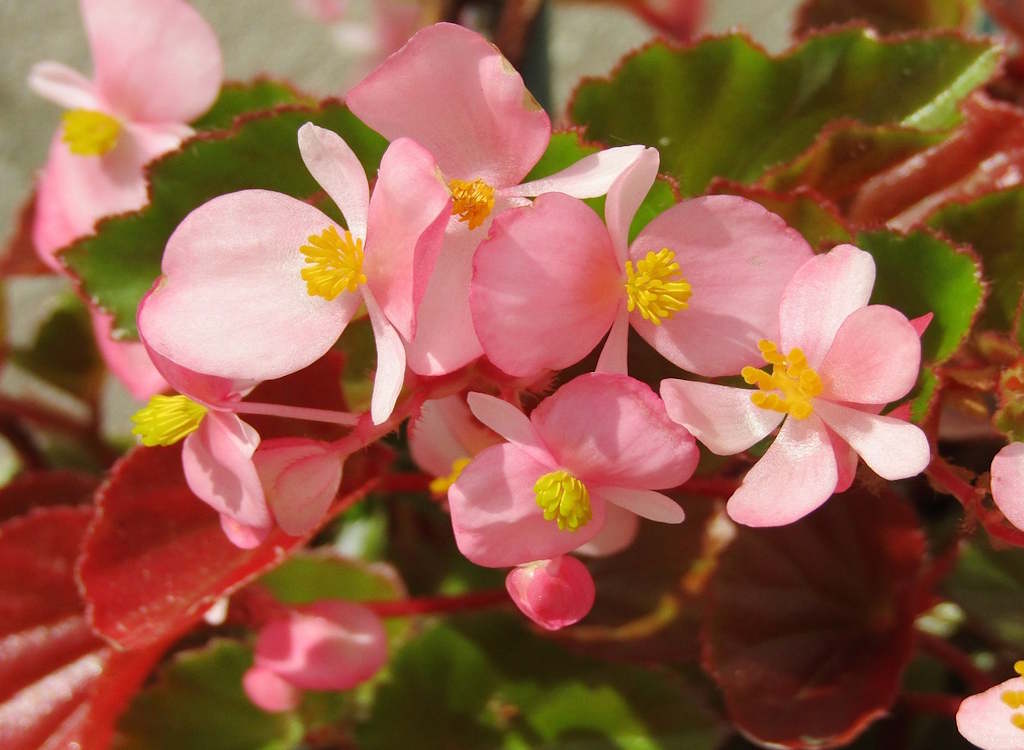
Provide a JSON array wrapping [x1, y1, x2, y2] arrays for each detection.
[[408, 394, 501, 496], [957, 661, 1024, 750], [661, 245, 930, 527], [137, 123, 451, 424], [505, 556, 596, 631], [991, 442, 1024, 531], [447, 373, 698, 567], [244, 600, 388, 712], [471, 149, 814, 379], [347, 22, 648, 376], [29, 0, 223, 399]]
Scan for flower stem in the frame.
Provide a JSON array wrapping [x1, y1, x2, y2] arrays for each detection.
[[900, 691, 963, 718], [230, 400, 360, 426], [918, 632, 992, 693]]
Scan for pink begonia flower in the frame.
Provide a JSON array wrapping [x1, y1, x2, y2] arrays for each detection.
[[347, 22, 648, 376], [471, 149, 815, 379], [957, 661, 1024, 749], [137, 123, 451, 425], [244, 600, 388, 712], [660, 244, 931, 527], [29, 0, 223, 400], [447, 373, 698, 568], [408, 394, 501, 497], [505, 556, 596, 631], [992, 442, 1024, 531]]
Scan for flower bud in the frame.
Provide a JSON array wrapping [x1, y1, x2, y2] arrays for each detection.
[[505, 556, 595, 631]]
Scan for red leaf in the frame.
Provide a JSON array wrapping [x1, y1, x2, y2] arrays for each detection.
[[0, 192, 50, 277], [0, 470, 98, 523], [80, 442, 387, 650], [702, 485, 926, 749], [0, 506, 166, 750]]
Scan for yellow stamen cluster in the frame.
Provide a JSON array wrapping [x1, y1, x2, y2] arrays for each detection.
[[300, 226, 367, 300], [624, 248, 692, 325], [534, 470, 591, 531], [61, 109, 121, 156], [1001, 661, 1024, 731], [741, 340, 823, 420], [449, 178, 495, 230], [429, 456, 472, 497], [131, 395, 207, 447]]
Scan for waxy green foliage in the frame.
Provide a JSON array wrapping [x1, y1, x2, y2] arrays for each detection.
[[63, 102, 387, 338], [570, 30, 1000, 196], [192, 80, 309, 131]]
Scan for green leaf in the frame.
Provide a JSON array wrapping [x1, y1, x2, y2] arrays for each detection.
[[929, 186, 1024, 333], [114, 641, 304, 750], [570, 31, 1000, 196], [192, 80, 310, 132], [64, 102, 388, 338], [358, 617, 724, 750], [11, 294, 102, 401], [795, 0, 977, 35], [260, 551, 404, 605]]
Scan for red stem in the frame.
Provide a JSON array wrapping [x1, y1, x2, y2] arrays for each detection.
[[918, 632, 993, 693], [365, 589, 509, 618], [925, 457, 980, 510], [680, 476, 740, 498], [900, 691, 963, 718], [378, 472, 434, 493]]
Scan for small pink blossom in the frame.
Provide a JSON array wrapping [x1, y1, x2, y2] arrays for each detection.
[[661, 244, 930, 527], [957, 661, 1024, 749], [408, 394, 501, 496], [137, 123, 451, 424], [447, 372, 698, 567], [244, 600, 388, 712], [471, 150, 815, 379], [347, 22, 649, 376], [505, 556, 596, 631], [991, 442, 1024, 532]]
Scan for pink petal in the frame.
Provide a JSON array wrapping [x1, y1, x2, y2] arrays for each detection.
[[364, 137, 451, 342], [220, 515, 270, 549], [910, 312, 933, 337], [828, 425, 859, 494], [956, 676, 1024, 750], [409, 395, 498, 478], [181, 411, 270, 532], [243, 666, 300, 713], [141, 338, 256, 406], [254, 439, 342, 537], [404, 224, 484, 375], [471, 193, 621, 377], [448, 443, 605, 568], [82, 0, 222, 123], [531, 373, 698, 490], [505, 556, 595, 631], [594, 487, 684, 523], [576, 503, 639, 557], [990, 442, 1024, 531], [726, 415, 838, 527], [630, 196, 814, 377], [779, 244, 876, 368], [138, 190, 359, 382], [91, 309, 167, 401], [818, 305, 921, 405], [814, 400, 930, 481], [605, 147, 659, 264], [660, 379, 785, 456], [364, 289, 406, 425], [466, 392, 549, 457], [595, 304, 630, 375], [28, 61, 100, 110], [297, 123, 369, 239], [254, 601, 388, 691], [507, 145, 646, 199], [347, 23, 550, 186]]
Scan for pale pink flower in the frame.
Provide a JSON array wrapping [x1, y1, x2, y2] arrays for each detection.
[[29, 0, 223, 399], [471, 149, 814, 379], [347, 22, 648, 376], [447, 373, 698, 568], [505, 556, 596, 631], [957, 661, 1024, 750], [137, 123, 451, 425], [991, 442, 1024, 531], [661, 245, 930, 527], [408, 394, 501, 496], [244, 600, 388, 712]]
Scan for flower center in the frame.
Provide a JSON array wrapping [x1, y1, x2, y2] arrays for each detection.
[[624, 249, 692, 325], [61, 109, 121, 156], [534, 470, 591, 531], [1001, 661, 1024, 731], [429, 456, 472, 497], [741, 339, 823, 420], [131, 395, 207, 446], [449, 178, 495, 230], [300, 226, 367, 300]]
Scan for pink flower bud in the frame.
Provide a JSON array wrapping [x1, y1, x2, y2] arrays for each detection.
[[243, 666, 300, 713], [505, 556, 595, 631], [251, 601, 388, 693]]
